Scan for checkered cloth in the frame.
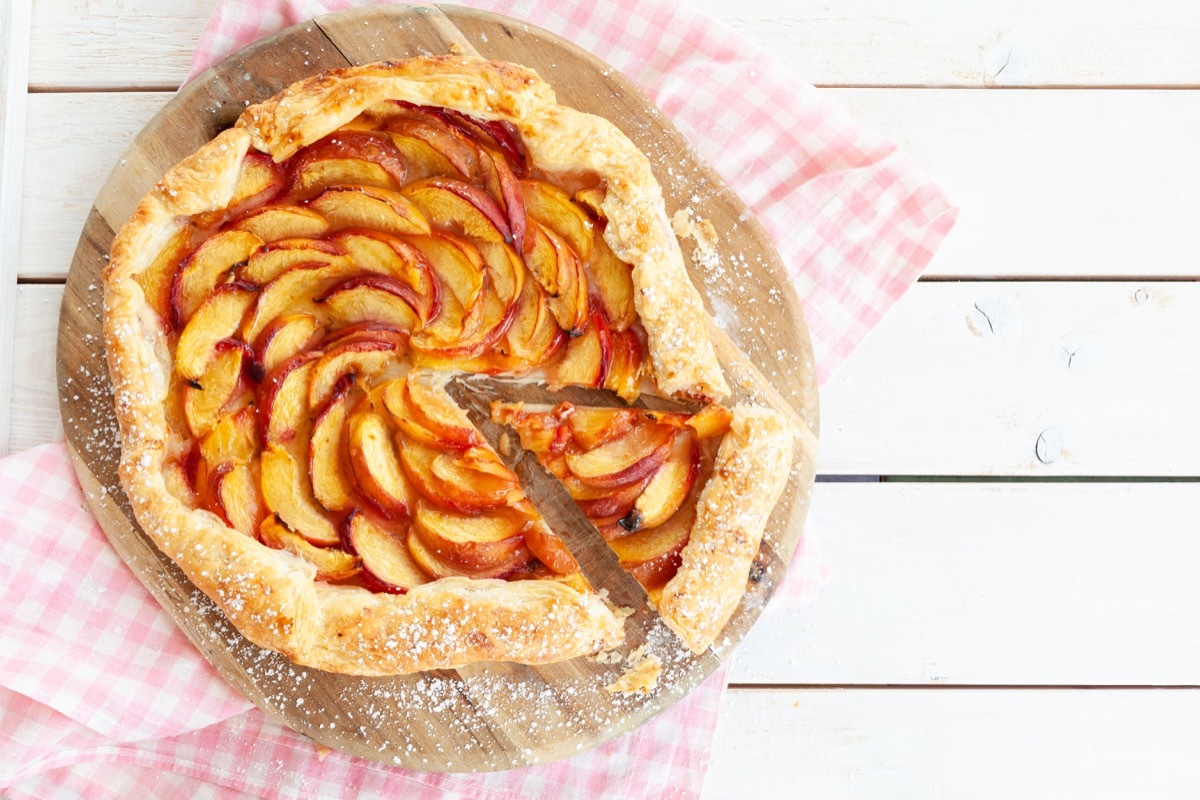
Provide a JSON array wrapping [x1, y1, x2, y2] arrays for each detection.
[[1, 0, 955, 796]]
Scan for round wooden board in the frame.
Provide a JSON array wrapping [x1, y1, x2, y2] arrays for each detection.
[[56, 4, 818, 772]]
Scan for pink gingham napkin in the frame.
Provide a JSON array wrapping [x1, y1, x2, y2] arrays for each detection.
[[1, 0, 955, 796]]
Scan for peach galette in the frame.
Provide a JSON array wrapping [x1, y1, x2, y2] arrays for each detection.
[[102, 56, 796, 675]]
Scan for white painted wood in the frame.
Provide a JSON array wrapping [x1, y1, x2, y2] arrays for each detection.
[[29, 0, 1200, 89], [832, 88, 1200, 278], [0, 0, 32, 457], [18, 93, 166, 281], [21, 90, 1200, 280], [819, 281, 1200, 476], [703, 688, 1200, 799], [13, 281, 1200, 474], [732, 483, 1200, 685], [9, 285, 63, 452]]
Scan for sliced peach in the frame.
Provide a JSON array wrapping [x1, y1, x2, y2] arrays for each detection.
[[547, 312, 613, 390], [406, 522, 530, 580], [260, 444, 341, 546], [417, 274, 515, 359], [499, 278, 565, 366], [523, 523, 580, 575], [567, 407, 638, 450], [183, 342, 249, 437], [162, 457, 198, 506], [401, 178, 510, 244], [261, 514, 361, 581], [241, 259, 359, 343], [387, 132, 459, 180], [319, 275, 422, 334], [309, 379, 357, 512], [171, 230, 263, 324], [327, 232, 439, 324], [438, 108, 526, 174], [521, 179, 593, 260], [259, 353, 318, 445], [408, 236, 487, 350], [241, 239, 349, 285], [400, 442, 522, 514], [399, 376, 483, 450], [175, 282, 258, 381], [348, 411, 415, 518], [199, 405, 258, 466], [254, 313, 324, 376], [575, 477, 650, 526], [344, 510, 429, 592], [232, 205, 329, 242], [477, 149, 526, 251], [609, 516, 690, 590], [387, 112, 480, 177], [229, 152, 286, 208], [307, 336, 399, 410], [477, 239, 525, 307], [588, 231, 637, 331], [564, 422, 675, 489], [308, 186, 430, 236], [491, 402, 568, 455], [623, 431, 698, 531], [603, 327, 644, 402], [411, 501, 528, 570], [573, 186, 607, 219], [526, 221, 588, 335], [137, 224, 194, 327], [289, 131, 407, 196], [212, 461, 266, 537], [686, 403, 734, 440]]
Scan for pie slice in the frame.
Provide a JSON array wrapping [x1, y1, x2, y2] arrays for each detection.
[[492, 401, 792, 653], [102, 56, 804, 676]]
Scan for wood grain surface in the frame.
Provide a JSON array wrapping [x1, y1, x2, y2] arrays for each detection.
[[55, 4, 817, 770]]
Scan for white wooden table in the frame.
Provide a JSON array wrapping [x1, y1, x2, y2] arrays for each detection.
[[4, 1, 1200, 795]]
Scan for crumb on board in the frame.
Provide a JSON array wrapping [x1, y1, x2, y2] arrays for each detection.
[[605, 654, 663, 695]]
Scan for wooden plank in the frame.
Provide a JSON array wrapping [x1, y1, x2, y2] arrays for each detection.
[[704, 688, 1200, 799], [819, 281, 1200, 476], [0, 0, 32, 456], [17, 281, 1200, 474], [731, 483, 1200, 686], [10, 285, 62, 452], [22, 89, 1200, 280], [831, 88, 1200, 278], [29, 0, 1200, 89]]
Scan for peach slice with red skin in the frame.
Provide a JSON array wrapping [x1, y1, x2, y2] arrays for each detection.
[[306, 336, 399, 411], [386, 109, 480, 177], [575, 477, 651, 527], [258, 352, 319, 446], [573, 186, 606, 219], [261, 514, 361, 581], [564, 421, 675, 489], [686, 403, 734, 440], [433, 107, 527, 175], [241, 240, 349, 286], [387, 132, 460, 181], [621, 431, 699, 532], [308, 186, 431, 236], [498, 278, 565, 366], [547, 312, 613, 390], [288, 131, 407, 196], [241, 259, 359, 343], [253, 313, 324, 376], [309, 377, 358, 513], [211, 461, 266, 537], [232, 205, 330, 242], [400, 442, 523, 514], [609, 510, 692, 590], [183, 341, 251, 438], [402, 178, 512, 244], [348, 411, 416, 518], [566, 406, 638, 450], [520, 179, 593, 261], [318, 274, 423, 334], [524, 221, 589, 335], [603, 327, 645, 402], [175, 282, 258, 381], [260, 444, 341, 546], [343, 510, 429, 593], [522, 523, 580, 575], [477, 149, 527, 251], [387, 377, 483, 450], [171, 229, 263, 325], [411, 502, 529, 571], [327, 231, 440, 324], [588, 231, 638, 332], [406, 522, 531, 580], [199, 405, 258, 467], [137, 224, 195, 329]]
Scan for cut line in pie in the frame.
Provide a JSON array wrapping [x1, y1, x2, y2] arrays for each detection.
[[102, 55, 805, 676]]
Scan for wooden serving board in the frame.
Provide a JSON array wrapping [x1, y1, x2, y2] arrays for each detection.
[[56, 4, 818, 771]]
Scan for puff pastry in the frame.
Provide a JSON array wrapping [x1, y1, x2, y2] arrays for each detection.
[[103, 55, 793, 675]]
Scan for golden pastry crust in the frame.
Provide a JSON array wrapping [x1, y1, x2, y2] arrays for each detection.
[[656, 405, 796, 653]]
